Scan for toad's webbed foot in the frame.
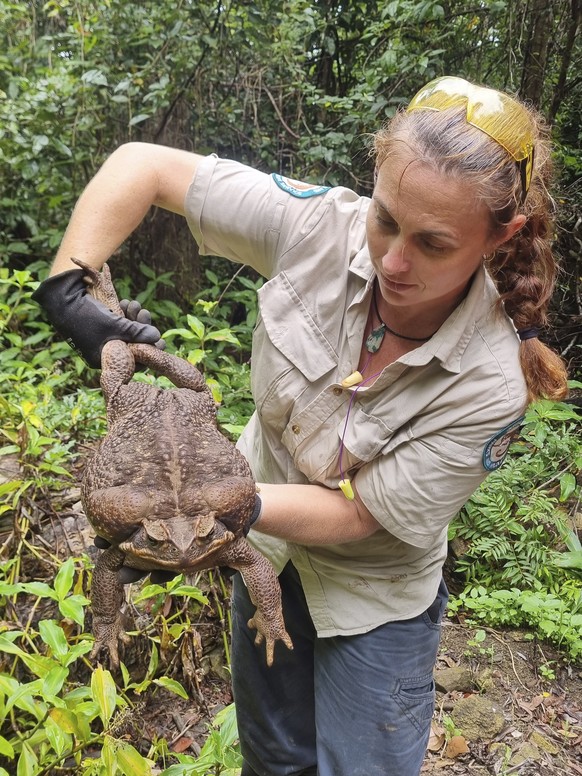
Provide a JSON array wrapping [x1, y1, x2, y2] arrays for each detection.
[[247, 609, 293, 667], [90, 610, 131, 670]]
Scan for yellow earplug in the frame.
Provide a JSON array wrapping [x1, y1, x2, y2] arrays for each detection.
[[339, 478, 355, 500], [341, 371, 363, 388]]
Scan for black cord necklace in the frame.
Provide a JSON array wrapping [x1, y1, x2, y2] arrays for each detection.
[[365, 280, 436, 353]]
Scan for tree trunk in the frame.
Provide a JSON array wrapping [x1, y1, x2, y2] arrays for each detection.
[[520, 0, 554, 106], [549, 0, 581, 121]]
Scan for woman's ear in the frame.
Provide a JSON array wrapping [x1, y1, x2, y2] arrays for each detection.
[[492, 213, 527, 250]]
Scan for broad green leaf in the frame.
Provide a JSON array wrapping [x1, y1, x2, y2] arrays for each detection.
[[153, 676, 189, 700], [102, 735, 116, 772], [91, 666, 118, 728], [54, 558, 75, 599], [116, 741, 153, 775], [0, 636, 27, 658], [59, 594, 89, 626], [186, 348, 205, 365], [0, 582, 23, 595], [5, 679, 45, 717], [45, 717, 72, 757], [129, 113, 151, 126], [42, 665, 69, 697], [63, 639, 94, 667], [0, 735, 14, 758], [19, 581, 58, 600], [168, 585, 208, 603], [16, 742, 38, 776], [49, 707, 85, 737], [38, 620, 69, 658], [186, 315, 205, 339], [206, 329, 241, 345], [559, 472, 577, 502]]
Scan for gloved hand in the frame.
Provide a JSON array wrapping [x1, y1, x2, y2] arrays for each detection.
[[32, 268, 162, 368], [93, 536, 178, 585]]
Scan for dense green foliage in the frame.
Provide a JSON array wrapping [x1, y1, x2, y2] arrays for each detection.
[[1, 2, 581, 773]]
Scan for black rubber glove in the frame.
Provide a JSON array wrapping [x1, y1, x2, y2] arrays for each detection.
[[93, 536, 178, 585], [243, 494, 263, 536], [32, 269, 162, 368]]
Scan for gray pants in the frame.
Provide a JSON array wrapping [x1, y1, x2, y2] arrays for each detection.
[[231, 562, 448, 776]]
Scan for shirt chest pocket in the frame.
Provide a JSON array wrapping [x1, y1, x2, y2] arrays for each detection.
[[284, 402, 395, 486], [252, 272, 338, 432]]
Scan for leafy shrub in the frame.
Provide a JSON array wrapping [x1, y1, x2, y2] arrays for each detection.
[[449, 394, 582, 659]]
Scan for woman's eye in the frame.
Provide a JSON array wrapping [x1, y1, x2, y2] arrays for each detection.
[[375, 214, 398, 231], [422, 239, 447, 254]]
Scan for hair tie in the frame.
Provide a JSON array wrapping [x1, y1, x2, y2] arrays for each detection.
[[518, 327, 539, 341]]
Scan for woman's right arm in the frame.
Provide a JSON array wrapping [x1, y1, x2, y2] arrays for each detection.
[[33, 143, 207, 366], [50, 142, 205, 275]]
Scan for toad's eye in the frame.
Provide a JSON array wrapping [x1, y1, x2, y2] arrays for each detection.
[[146, 536, 159, 547]]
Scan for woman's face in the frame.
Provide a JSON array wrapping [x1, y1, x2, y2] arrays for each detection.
[[366, 149, 511, 316]]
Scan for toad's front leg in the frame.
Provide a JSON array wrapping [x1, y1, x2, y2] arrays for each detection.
[[90, 545, 131, 669]]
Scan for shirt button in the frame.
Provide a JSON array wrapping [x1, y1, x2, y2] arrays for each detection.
[[291, 424, 300, 434], [333, 387, 342, 396]]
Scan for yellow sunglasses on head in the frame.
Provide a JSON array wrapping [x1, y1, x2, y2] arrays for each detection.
[[407, 76, 535, 201]]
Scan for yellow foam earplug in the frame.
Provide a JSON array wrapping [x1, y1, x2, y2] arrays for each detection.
[[339, 478, 355, 500], [341, 371, 363, 388]]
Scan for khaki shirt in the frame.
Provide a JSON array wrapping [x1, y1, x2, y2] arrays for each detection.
[[185, 155, 527, 636]]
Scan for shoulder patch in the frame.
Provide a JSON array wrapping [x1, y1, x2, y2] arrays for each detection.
[[272, 173, 330, 198], [482, 417, 524, 471]]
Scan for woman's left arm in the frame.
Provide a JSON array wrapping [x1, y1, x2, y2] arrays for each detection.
[[253, 482, 382, 545]]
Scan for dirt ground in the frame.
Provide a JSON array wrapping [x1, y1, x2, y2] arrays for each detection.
[[121, 582, 582, 775], [424, 621, 582, 775]]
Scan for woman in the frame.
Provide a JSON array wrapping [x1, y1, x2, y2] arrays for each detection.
[[34, 76, 568, 776]]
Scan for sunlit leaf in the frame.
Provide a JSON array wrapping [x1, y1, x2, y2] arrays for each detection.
[[91, 666, 118, 728], [115, 740, 153, 775]]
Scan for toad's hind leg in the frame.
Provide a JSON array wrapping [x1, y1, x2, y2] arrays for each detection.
[[100, 341, 136, 402], [129, 344, 207, 393]]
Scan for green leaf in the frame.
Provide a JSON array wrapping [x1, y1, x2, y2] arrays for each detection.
[[129, 113, 151, 126], [19, 581, 58, 600], [169, 585, 209, 603], [42, 665, 69, 697], [45, 717, 72, 757], [153, 676, 189, 700], [206, 328, 241, 345], [54, 558, 75, 600], [552, 551, 582, 570], [16, 742, 38, 776], [91, 665, 118, 728], [38, 620, 69, 658], [186, 314, 205, 339], [116, 740, 153, 775], [59, 594, 89, 626], [63, 639, 94, 666], [49, 707, 86, 738], [559, 472, 577, 502], [0, 735, 14, 759]]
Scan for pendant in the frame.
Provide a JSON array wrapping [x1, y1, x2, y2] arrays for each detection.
[[365, 323, 386, 353]]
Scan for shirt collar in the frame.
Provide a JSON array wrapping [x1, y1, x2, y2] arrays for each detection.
[[349, 255, 497, 374]]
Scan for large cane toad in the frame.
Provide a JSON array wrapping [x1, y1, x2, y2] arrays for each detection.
[[73, 259, 292, 667]]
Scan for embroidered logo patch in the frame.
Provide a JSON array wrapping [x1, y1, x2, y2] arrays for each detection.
[[272, 173, 330, 198], [482, 417, 524, 471]]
